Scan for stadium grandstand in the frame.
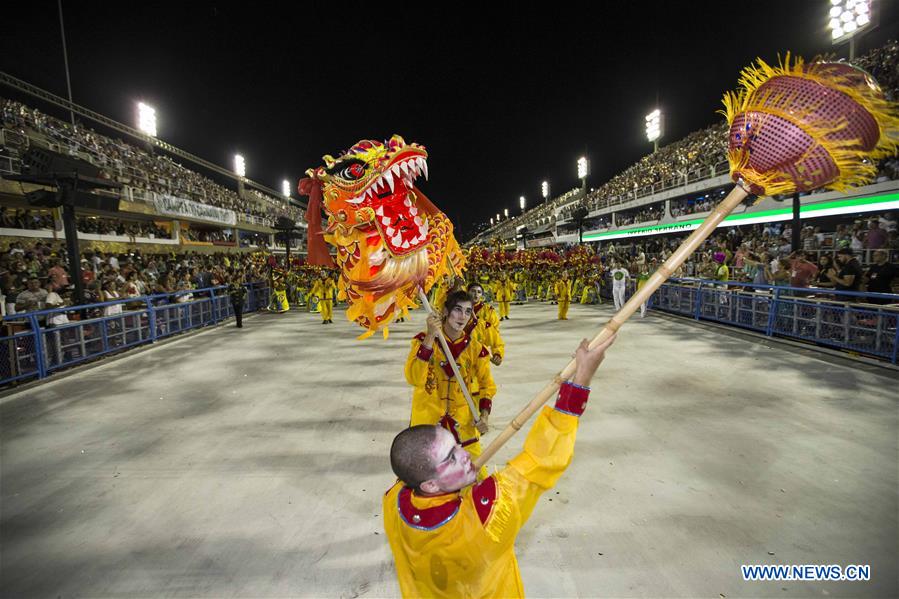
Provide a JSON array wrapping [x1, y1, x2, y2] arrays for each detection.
[[0, 74, 308, 256], [468, 40, 899, 266]]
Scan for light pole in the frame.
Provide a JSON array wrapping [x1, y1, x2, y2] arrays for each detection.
[[541, 180, 549, 203], [828, 0, 874, 59], [137, 102, 157, 138], [577, 157, 588, 192], [234, 154, 246, 197], [645, 109, 662, 153]]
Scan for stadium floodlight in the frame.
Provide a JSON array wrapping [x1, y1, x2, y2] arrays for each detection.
[[828, 0, 874, 58], [282, 179, 291, 197], [496, 212, 501, 222], [645, 109, 663, 151], [519, 196, 526, 211], [137, 102, 157, 137], [490, 217, 494, 225], [541, 180, 549, 201], [504, 208, 509, 218], [577, 156, 588, 180], [234, 154, 246, 178]]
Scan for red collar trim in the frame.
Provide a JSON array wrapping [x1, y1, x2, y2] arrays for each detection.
[[397, 487, 461, 531]]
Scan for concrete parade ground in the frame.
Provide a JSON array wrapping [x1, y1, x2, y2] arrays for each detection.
[[1, 300, 897, 598]]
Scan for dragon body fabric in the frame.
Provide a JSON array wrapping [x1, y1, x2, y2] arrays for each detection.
[[300, 135, 465, 339]]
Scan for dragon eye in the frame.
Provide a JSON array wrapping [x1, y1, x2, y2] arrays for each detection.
[[338, 162, 366, 180]]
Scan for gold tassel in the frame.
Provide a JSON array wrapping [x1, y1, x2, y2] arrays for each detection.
[[483, 473, 516, 543]]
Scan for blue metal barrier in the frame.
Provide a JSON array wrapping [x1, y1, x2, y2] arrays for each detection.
[[650, 278, 898, 363], [1, 283, 269, 387]]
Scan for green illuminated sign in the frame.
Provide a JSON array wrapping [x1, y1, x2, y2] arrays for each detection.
[[581, 192, 899, 242]]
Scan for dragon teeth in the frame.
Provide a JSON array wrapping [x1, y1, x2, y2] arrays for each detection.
[[401, 240, 410, 249], [375, 206, 384, 216], [386, 226, 395, 236], [385, 171, 395, 193], [421, 160, 428, 180], [381, 217, 392, 226], [409, 206, 417, 216], [392, 233, 403, 246]]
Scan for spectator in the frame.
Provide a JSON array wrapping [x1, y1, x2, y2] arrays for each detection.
[[864, 219, 888, 249], [15, 277, 48, 312], [789, 251, 819, 288], [864, 250, 896, 301], [826, 248, 863, 293], [47, 259, 70, 291]]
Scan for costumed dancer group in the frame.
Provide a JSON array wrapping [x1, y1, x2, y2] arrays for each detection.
[[291, 48, 898, 594]]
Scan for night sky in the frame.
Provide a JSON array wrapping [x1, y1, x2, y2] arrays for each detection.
[[3, 1, 898, 239]]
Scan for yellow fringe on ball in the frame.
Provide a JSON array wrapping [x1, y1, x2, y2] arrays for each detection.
[[720, 52, 899, 195]]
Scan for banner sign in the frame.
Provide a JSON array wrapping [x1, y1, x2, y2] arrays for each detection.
[[154, 195, 237, 226]]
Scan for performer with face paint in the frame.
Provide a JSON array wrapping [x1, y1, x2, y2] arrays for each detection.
[[465, 282, 504, 366], [386, 333, 616, 597], [404, 291, 496, 479]]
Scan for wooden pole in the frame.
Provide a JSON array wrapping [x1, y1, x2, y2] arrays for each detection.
[[473, 184, 749, 469]]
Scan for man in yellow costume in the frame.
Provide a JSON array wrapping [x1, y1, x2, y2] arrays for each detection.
[[404, 291, 495, 474], [554, 270, 573, 320], [464, 282, 504, 366], [269, 269, 290, 313], [310, 270, 337, 324], [493, 272, 515, 321], [385, 333, 616, 598]]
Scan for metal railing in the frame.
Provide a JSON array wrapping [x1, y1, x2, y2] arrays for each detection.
[[647, 278, 898, 363], [1, 283, 270, 387]]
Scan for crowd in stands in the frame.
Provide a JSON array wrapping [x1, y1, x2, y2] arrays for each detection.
[[0, 98, 305, 225], [595, 212, 898, 295], [0, 239, 266, 319], [478, 40, 899, 244], [0, 207, 173, 239], [183, 228, 234, 243], [614, 203, 665, 227]]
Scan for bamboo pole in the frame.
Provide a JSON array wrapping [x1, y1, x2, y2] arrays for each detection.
[[473, 184, 749, 469]]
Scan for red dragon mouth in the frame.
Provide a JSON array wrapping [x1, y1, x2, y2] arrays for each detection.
[[346, 153, 429, 256]]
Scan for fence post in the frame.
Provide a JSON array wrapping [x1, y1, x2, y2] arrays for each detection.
[[765, 288, 780, 337], [29, 314, 47, 379], [891, 316, 899, 365], [210, 287, 219, 323], [146, 296, 157, 342], [694, 281, 703, 320]]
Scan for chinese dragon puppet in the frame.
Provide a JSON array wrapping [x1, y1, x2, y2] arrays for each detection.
[[300, 135, 465, 339]]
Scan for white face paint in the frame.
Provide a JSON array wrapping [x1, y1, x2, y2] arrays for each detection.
[[443, 301, 473, 337], [427, 427, 477, 493]]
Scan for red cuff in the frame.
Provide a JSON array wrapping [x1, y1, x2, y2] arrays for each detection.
[[554, 382, 590, 416], [416, 345, 434, 361], [479, 398, 492, 413]]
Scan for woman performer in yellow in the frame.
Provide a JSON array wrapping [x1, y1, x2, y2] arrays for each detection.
[[554, 270, 572, 320], [465, 282, 505, 366], [310, 269, 337, 324], [405, 291, 496, 478], [269, 269, 290, 313], [493, 272, 515, 321]]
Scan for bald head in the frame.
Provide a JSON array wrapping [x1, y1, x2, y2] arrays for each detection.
[[390, 425, 439, 490]]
